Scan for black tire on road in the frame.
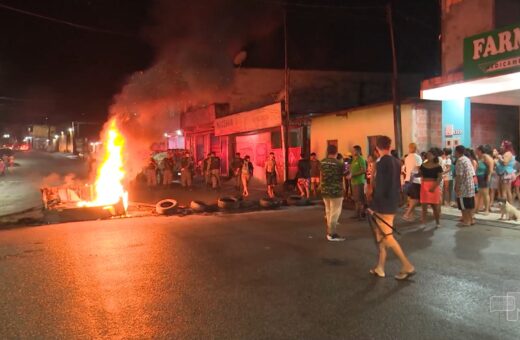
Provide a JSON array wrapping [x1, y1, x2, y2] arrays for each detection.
[[190, 200, 208, 213], [218, 196, 240, 210], [259, 197, 282, 209], [287, 195, 307, 206], [155, 199, 178, 215]]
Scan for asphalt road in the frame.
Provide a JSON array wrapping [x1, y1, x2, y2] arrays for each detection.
[[0, 151, 87, 216], [0, 207, 519, 339]]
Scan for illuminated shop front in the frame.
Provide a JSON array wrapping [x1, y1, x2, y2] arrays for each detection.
[[422, 21, 520, 149]]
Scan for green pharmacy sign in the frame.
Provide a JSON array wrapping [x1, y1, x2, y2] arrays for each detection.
[[463, 23, 520, 80]]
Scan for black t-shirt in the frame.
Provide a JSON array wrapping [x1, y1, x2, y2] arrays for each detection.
[[296, 159, 311, 179], [209, 157, 221, 170], [420, 164, 443, 179], [181, 156, 193, 169], [231, 157, 243, 170], [370, 155, 401, 214]]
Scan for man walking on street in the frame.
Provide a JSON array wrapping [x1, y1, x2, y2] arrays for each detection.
[[454, 145, 476, 226], [265, 152, 277, 198], [161, 151, 175, 188], [296, 153, 311, 199], [350, 145, 367, 220], [231, 152, 243, 191], [309, 152, 321, 197], [209, 152, 221, 190], [203, 153, 211, 188], [369, 135, 415, 280], [180, 151, 194, 190], [146, 156, 158, 188], [320, 144, 346, 241], [403, 143, 422, 221]]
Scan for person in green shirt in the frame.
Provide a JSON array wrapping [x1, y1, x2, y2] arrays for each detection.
[[349, 145, 367, 220], [320, 144, 346, 241]]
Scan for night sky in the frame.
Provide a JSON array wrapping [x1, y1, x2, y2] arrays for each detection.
[[0, 0, 439, 125]]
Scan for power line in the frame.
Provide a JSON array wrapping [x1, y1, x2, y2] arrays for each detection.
[[0, 2, 135, 38]]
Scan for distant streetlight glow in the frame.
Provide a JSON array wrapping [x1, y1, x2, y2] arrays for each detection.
[[2, 134, 10, 138], [176, 129, 182, 136]]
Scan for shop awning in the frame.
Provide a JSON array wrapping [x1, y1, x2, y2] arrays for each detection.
[[421, 71, 520, 101]]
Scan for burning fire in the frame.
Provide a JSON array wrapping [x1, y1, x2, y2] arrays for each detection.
[[78, 119, 128, 211]]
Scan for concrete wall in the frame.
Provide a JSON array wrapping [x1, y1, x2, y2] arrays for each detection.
[[441, 0, 494, 74], [310, 103, 413, 159], [228, 68, 421, 115]]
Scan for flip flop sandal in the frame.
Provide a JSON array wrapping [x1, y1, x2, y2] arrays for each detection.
[[394, 270, 416, 281], [369, 268, 385, 278]]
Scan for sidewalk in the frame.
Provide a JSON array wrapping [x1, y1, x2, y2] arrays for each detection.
[[441, 205, 520, 228]]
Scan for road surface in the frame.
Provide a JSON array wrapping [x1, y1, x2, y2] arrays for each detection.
[[0, 151, 87, 216], [0, 206, 518, 339]]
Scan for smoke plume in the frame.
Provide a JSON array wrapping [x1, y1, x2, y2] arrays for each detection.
[[105, 0, 281, 179]]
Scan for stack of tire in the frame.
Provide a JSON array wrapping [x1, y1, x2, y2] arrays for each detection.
[[190, 200, 208, 213], [286, 195, 308, 207], [217, 196, 240, 211], [259, 197, 282, 210]]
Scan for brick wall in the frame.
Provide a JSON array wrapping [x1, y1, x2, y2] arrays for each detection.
[[413, 101, 442, 152], [472, 104, 519, 150]]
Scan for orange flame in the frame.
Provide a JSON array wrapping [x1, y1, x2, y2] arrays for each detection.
[[78, 119, 128, 211]]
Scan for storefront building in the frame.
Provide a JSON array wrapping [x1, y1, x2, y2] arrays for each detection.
[[311, 100, 424, 158], [421, 0, 520, 150], [181, 104, 231, 174], [311, 98, 518, 158], [214, 102, 304, 182]]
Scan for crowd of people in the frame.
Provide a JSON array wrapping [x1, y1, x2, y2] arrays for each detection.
[[312, 137, 520, 278], [138, 137, 520, 279], [401, 140, 520, 226], [142, 139, 520, 231], [144, 150, 196, 190]]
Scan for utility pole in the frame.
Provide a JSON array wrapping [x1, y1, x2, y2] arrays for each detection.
[[387, 1, 403, 157], [281, 7, 290, 182]]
